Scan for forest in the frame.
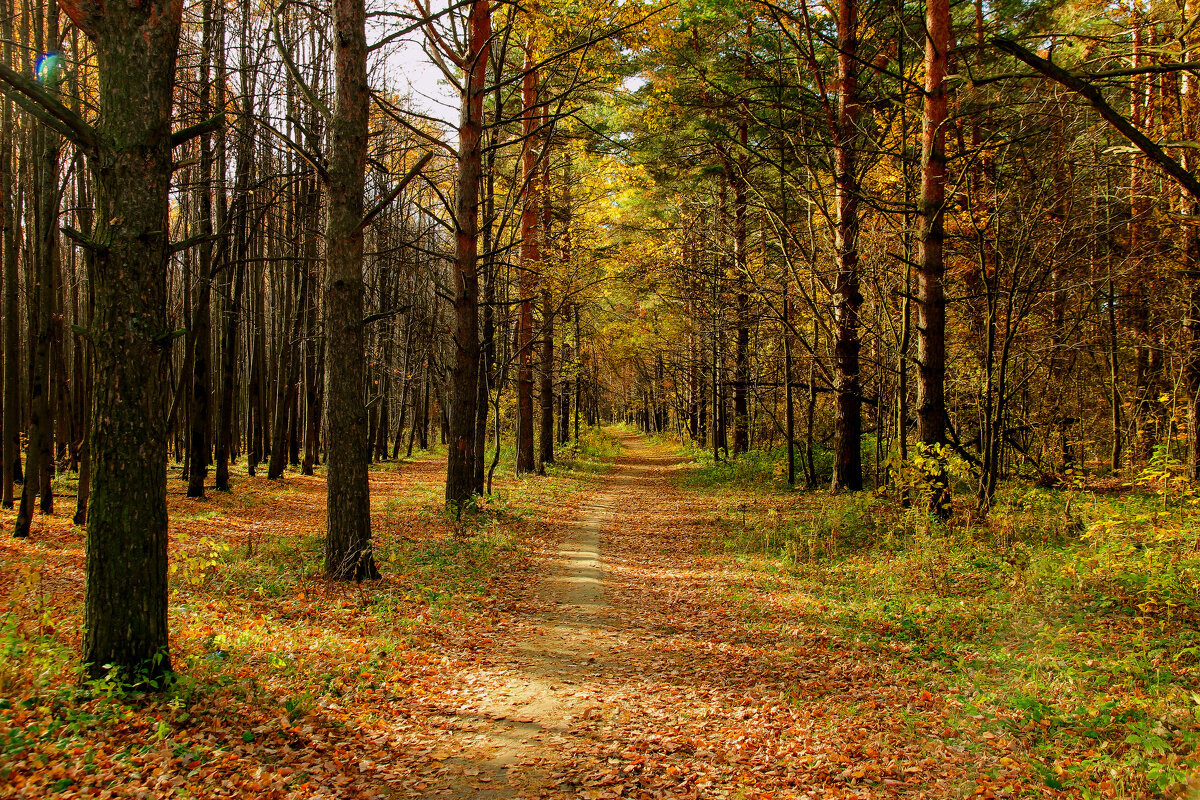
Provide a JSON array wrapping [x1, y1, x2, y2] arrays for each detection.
[[0, 0, 1198, 794]]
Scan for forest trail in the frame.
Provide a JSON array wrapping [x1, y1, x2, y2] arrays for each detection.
[[436, 434, 679, 798], [424, 433, 1011, 799], [0, 434, 1036, 799]]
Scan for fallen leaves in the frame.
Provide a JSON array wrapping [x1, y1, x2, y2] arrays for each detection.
[[0, 436, 1114, 798]]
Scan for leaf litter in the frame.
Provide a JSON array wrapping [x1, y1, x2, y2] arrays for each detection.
[[0, 436, 1082, 798]]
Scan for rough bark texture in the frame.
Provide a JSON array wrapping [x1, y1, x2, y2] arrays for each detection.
[[916, 0, 949, 447], [831, 0, 862, 492], [323, 0, 377, 579], [64, 0, 182, 681], [516, 41, 538, 475], [445, 0, 489, 507]]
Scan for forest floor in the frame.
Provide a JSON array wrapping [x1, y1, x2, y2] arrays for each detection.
[[0, 431, 1192, 798]]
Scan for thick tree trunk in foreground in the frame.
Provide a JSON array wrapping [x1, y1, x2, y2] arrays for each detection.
[[48, 0, 184, 681], [446, 0, 489, 507], [831, 0, 862, 492], [323, 0, 377, 579]]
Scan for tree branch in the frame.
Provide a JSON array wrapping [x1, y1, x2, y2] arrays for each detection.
[[0, 62, 97, 151], [172, 113, 226, 148], [993, 37, 1200, 200], [356, 151, 434, 234], [272, 0, 333, 122]]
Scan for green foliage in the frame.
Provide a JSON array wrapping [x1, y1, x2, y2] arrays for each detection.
[[696, 465, 1200, 796], [885, 442, 956, 516], [682, 443, 834, 491]]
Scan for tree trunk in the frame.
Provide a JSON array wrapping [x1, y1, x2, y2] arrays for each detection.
[[445, 0, 489, 507], [516, 39, 539, 475], [55, 0, 184, 681], [730, 134, 750, 455], [186, 1, 214, 499], [0, 0, 14, 510], [915, 0, 951, 514], [539, 288, 554, 467], [15, 2, 61, 534], [832, 0, 862, 491], [323, 0, 378, 579]]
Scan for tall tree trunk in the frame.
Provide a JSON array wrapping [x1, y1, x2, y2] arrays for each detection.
[[832, 0, 862, 491], [216, 46, 253, 490], [49, 0, 185, 681], [539, 288, 554, 467], [187, 0, 215, 499], [0, 0, 14, 510], [16, 0, 61, 534], [323, 0, 378, 578], [916, 0, 951, 514], [516, 39, 539, 475], [730, 131, 750, 455], [446, 0, 489, 506], [916, 0, 950, 436], [267, 265, 296, 480]]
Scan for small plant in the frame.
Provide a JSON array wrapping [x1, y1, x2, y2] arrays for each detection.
[[885, 442, 954, 517], [170, 536, 230, 588]]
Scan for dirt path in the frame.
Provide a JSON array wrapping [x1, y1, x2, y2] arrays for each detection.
[[419, 433, 1019, 800], [0, 433, 1036, 798], [433, 439, 644, 798]]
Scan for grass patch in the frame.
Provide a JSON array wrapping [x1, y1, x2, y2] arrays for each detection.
[[685, 457, 1200, 798]]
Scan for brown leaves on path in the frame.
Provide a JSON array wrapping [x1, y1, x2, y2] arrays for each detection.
[[0, 437, 1061, 798]]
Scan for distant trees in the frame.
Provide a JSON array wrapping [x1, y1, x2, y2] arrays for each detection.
[[0, 0, 629, 678], [589, 0, 1200, 513]]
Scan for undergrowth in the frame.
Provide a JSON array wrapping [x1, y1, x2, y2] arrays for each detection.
[[690, 449, 1200, 799]]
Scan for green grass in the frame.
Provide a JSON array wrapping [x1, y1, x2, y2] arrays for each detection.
[[684, 452, 1200, 798]]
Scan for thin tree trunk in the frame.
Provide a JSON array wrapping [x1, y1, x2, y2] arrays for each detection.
[[187, 0, 215, 498], [832, 0, 862, 491], [516, 39, 538, 475], [916, 0, 951, 515], [15, 1, 60, 534], [0, 0, 14, 509]]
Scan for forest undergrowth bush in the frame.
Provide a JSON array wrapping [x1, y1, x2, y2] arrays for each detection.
[[694, 450, 1200, 797], [679, 441, 836, 491]]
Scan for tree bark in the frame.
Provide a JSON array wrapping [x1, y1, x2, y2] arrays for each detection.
[[516, 39, 539, 475], [832, 0, 863, 491], [917, 0, 950, 449], [50, 0, 184, 681], [0, 0, 14, 510], [187, 0, 215, 499], [915, 0, 952, 515], [445, 0, 489, 507], [323, 0, 378, 579]]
